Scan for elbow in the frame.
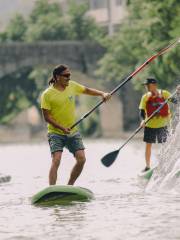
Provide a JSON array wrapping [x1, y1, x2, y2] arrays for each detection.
[[43, 114, 51, 123], [139, 109, 145, 120], [83, 87, 89, 95], [43, 115, 49, 122], [42, 111, 50, 123]]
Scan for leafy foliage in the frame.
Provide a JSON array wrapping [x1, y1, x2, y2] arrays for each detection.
[[25, 0, 69, 41], [97, 0, 180, 90], [0, 68, 33, 123], [67, 1, 104, 41], [96, 0, 179, 129], [0, 14, 27, 42]]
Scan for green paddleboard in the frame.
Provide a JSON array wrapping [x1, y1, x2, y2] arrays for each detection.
[[31, 185, 94, 205], [138, 168, 155, 180], [175, 171, 180, 177]]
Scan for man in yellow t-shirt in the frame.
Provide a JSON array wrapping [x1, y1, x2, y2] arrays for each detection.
[[41, 64, 111, 185], [139, 77, 171, 172]]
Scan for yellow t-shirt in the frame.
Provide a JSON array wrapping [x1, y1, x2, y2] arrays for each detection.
[[41, 80, 85, 134], [139, 90, 171, 128]]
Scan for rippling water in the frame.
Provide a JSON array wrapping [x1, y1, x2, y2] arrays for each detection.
[[0, 139, 180, 240], [146, 119, 180, 193]]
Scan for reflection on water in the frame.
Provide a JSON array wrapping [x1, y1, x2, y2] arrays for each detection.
[[0, 139, 180, 240]]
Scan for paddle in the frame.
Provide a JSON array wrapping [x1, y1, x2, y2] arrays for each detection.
[[70, 38, 180, 130], [101, 90, 178, 167]]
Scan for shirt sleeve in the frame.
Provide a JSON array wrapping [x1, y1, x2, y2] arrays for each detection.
[[41, 92, 51, 110], [72, 81, 85, 95], [139, 94, 146, 110], [162, 90, 171, 99]]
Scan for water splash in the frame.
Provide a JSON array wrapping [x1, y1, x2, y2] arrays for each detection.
[[146, 103, 180, 193]]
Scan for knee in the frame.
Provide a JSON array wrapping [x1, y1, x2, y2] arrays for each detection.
[[52, 159, 60, 169], [52, 154, 61, 168], [77, 156, 86, 166]]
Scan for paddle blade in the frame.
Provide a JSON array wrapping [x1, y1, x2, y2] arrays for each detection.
[[101, 149, 119, 167]]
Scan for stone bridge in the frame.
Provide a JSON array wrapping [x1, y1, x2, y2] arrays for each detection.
[[0, 41, 123, 138], [0, 41, 106, 77]]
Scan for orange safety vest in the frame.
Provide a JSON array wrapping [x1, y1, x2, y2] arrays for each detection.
[[146, 90, 169, 117]]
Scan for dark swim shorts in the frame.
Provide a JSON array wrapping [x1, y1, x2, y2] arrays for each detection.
[[143, 126, 168, 143], [47, 132, 85, 154]]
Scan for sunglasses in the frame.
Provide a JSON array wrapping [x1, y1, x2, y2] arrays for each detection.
[[61, 73, 71, 78]]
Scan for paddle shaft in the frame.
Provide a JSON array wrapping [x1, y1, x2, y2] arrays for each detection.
[[118, 90, 177, 151], [70, 39, 179, 130]]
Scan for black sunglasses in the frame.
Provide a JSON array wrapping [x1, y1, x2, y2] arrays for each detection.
[[61, 73, 71, 78]]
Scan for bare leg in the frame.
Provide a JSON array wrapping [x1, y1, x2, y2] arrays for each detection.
[[68, 150, 86, 185], [145, 143, 152, 168], [49, 151, 62, 185]]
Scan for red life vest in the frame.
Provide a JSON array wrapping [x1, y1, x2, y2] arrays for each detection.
[[146, 90, 169, 117]]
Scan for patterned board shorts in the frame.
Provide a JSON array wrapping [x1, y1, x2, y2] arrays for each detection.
[[143, 126, 168, 143], [48, 132, 85, 155]]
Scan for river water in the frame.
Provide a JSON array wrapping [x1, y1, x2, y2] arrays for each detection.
[[0, 137, 180, 240]]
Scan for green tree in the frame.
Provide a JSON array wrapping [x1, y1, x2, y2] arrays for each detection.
[[97, 0, 180, 90], [67, 1, 104, 41], [0, 14, 27, 42], [96, 0, 179, 129], [0, 68, 33, 123], [29, 0, 62, 24], [25, 0, 70, 41]]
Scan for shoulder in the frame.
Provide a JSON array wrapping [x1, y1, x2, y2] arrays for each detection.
[[139, 92, 149, 108], [161, 89, 171, 98], [69, 80, 76, 86], [141, 92, 150, 100], [69, 80, 85, 92], [69, 80, 84, 86], [41, 86, 53, 98]]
